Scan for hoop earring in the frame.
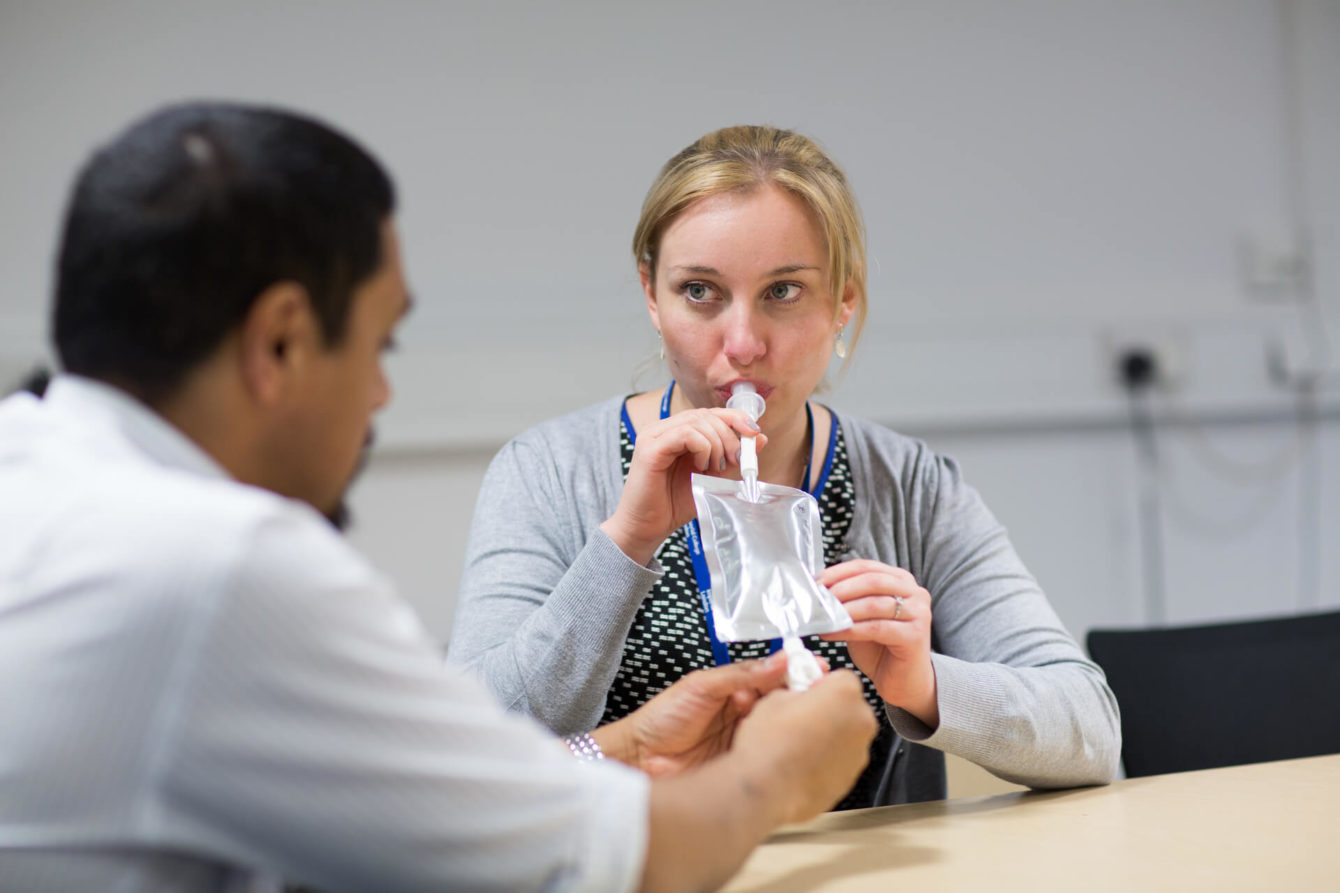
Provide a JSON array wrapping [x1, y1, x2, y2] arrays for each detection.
[[833, 329, 848, 360]]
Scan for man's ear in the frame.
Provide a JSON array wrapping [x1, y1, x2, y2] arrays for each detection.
[[640, 262, 661, 332], [238, 282, 319, 406]]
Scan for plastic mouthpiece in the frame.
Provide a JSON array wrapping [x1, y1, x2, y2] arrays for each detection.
[[726, 382, 766, 423]]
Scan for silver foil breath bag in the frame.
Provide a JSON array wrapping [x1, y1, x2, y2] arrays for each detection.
[[691, 473, 852, 643]]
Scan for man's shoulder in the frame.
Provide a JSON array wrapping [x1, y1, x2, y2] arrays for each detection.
[[95, 451, 309, 532], [9, 446, 347, 598], [114, 468, 362, 589]]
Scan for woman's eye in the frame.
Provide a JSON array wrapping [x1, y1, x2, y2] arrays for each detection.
[[685, 282, 711, 301], [768, 283, 801, 301]]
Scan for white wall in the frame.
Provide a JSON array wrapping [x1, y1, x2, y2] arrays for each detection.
[[3, 1, 1338, 644]]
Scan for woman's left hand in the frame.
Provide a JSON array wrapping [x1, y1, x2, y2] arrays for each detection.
[[818, 559, 940, 729]]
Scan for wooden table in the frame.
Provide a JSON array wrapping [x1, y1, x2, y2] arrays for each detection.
[[724, 754, 1339, 891]]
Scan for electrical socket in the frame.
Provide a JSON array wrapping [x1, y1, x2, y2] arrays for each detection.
[[1238, 235, 1309, 302], [1266, 330, 1337, 390], [1099, 328, 1187, 392]]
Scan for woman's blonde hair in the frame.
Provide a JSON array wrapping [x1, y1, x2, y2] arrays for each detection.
[[632, 125, 868, 357]]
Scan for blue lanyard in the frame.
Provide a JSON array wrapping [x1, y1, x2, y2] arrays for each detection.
[[684, 512, 737, 666], [660, 382, 808, 664]]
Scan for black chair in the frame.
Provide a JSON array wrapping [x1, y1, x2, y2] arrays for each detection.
[[1086, 610, 1340, 778]]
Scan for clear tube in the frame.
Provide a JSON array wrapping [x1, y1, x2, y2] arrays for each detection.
[[726, 382, 766, 502]]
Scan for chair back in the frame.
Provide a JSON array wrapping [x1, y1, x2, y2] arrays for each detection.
[[1087, 610, 1340, 777]]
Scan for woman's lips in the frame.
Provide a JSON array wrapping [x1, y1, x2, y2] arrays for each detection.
[[717, 381, 773, 404]]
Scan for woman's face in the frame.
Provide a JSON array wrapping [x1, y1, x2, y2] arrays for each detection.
[[643, 184, 854, 430]]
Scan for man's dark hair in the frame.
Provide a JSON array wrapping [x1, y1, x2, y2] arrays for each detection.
[[53, 102, 396, 404]]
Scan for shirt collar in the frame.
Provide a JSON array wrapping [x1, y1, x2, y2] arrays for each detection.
[[42, 374, 234, 483]]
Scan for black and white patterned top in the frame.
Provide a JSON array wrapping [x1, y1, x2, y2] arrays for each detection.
[[601, 401, 896, 810]]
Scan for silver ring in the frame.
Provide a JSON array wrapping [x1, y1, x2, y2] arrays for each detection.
[[893, 596, 905, 620]]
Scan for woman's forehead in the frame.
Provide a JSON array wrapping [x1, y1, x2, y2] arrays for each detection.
[[658, 186, 828, 272]]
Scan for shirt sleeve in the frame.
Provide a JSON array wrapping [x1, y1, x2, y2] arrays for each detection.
[[154, 503, 650, 892], [447, 435, 662, 734], [885, 452, 1122, 789]]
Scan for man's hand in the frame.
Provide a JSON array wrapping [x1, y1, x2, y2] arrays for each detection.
[[728, 669, 879, 826], [593, 653, 791, 775], [638, 668, 878, 893]]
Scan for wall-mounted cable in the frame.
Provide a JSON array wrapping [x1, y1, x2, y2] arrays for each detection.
[[1120, 347, 1166, 625]]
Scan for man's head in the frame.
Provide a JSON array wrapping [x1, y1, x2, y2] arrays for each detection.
[[52, 102, 411, 520]]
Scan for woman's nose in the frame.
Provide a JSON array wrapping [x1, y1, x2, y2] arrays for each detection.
[[722, 306, 766, 367]]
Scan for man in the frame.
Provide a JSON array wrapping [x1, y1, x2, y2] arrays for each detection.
[[0, 103, 876, 891]]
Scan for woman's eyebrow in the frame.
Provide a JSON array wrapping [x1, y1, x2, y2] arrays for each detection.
[[668, 264, 820, 275]]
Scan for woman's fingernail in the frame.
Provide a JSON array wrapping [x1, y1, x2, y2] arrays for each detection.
[[734, 448, 741, 463], [719, 456, 726, 471]]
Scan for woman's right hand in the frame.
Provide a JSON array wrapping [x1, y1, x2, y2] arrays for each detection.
[[599, 408, 765, 564]]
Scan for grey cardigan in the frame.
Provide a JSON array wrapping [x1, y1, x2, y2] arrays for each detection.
[[448, 396, 1121, 801]]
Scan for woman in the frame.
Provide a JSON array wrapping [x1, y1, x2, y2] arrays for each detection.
[[448, 125, 1120, 806]]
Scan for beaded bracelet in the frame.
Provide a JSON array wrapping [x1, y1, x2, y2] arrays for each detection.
[[563, 732, 606, 761]]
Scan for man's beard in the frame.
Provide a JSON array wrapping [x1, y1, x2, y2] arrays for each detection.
[[325, 428, 375, 532]]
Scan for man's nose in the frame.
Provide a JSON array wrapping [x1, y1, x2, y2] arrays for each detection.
[[372, 364, 392, 411]]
